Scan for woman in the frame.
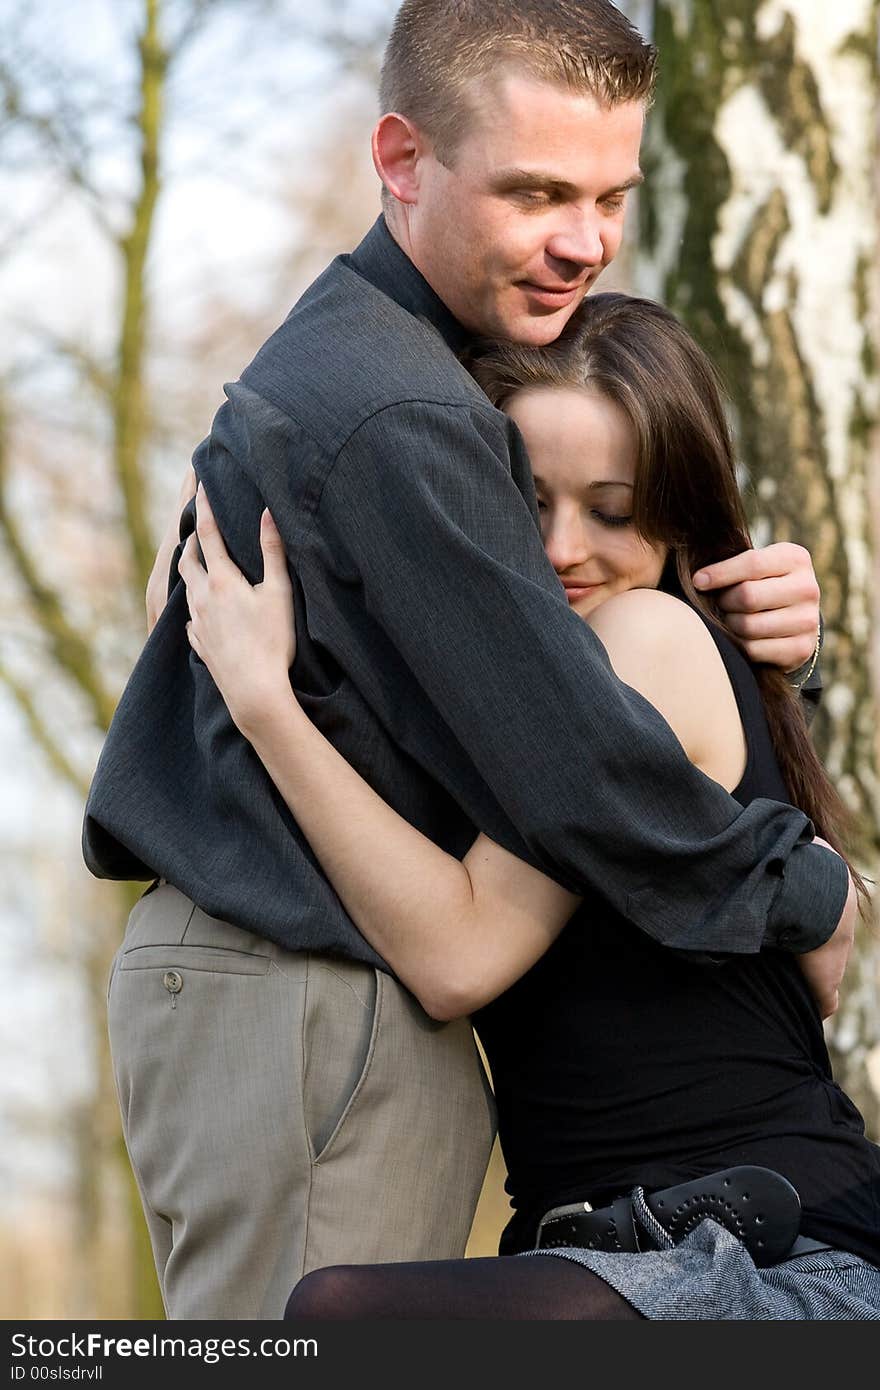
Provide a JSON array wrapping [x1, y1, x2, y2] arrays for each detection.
[[179, 293, 880, 1320]]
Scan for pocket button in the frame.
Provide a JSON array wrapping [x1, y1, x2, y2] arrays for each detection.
[[163, 970, 183, 995]]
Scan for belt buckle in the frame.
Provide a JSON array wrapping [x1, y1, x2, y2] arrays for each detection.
[[534, 1199, 593, 1251]]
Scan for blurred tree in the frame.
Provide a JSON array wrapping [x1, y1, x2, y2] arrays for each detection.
[[0, 0, 390, 1318], [0, 0, 174, 1315], [637, 0, 880, 1128]]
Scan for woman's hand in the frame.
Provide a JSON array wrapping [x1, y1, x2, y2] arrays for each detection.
[[178, 483, 297, 735]]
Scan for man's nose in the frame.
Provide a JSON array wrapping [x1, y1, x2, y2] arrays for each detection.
[[546, 209, 605, 270]]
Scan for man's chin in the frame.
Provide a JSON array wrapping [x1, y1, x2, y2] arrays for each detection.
[[500, 303, 583, 347]]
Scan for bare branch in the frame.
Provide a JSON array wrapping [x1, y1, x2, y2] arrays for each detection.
[[0, 189, 67, 265], [0, 411, 118, 731], [6, 324, 114, 405], [167, 0, 231, 61], [0, 60, 119, 244], [0, 662, 91, 798]]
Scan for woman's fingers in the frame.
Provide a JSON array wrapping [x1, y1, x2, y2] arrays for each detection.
[[178, 532, 204, 595], [260, 509, 291, 588], [189, 490, 287, 598], [194, 483, 234, 575]]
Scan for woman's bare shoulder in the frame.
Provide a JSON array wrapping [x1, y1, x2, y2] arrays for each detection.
[[587, 587, 713, 664], [587, 588, 746, 784]]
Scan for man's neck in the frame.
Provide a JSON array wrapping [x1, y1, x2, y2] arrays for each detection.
[[381, 204, 414, 264], [348, 215, 472, 357]]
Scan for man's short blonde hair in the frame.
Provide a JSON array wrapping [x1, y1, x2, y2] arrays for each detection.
[[379, 0, 657, 165]]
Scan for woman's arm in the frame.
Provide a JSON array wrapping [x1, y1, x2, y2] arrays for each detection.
[[180, 490, 854, 1020], [179, 487, 579, 1020]]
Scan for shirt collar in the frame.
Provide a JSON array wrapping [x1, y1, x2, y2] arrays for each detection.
[[348, 216, 473, 357]]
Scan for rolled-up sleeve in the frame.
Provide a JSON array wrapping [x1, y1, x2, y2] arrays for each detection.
[[312, 400, 847, 957]]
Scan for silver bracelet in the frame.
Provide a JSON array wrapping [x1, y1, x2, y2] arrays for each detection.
[[789, 629, 821, 690]]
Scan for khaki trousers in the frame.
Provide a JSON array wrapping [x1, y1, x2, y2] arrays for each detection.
[[108, 883, 496, 1320]]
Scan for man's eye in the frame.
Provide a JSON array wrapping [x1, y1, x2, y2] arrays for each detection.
[[601, 195, 627, 214], [514, 190, 551, 207]]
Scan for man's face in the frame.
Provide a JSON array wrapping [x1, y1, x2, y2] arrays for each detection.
[[406, 73, 645, 346]]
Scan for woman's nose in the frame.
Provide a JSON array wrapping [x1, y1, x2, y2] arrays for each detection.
[[542, 512, 589, 573]]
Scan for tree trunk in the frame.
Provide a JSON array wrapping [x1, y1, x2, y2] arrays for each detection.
[[637, 0, 880, 1130]]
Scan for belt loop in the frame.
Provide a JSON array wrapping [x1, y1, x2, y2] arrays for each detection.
[[631, 1187, 675, 1250], [610, 1195, 640, 1252]]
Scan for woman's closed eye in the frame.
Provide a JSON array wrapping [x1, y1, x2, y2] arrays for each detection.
[[535, 498, 632, 528]]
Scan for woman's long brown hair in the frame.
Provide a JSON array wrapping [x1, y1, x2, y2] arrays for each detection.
[[469, 292, 866, 897]]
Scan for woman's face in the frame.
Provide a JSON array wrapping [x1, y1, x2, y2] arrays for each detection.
[[505, 385, 669, 619]]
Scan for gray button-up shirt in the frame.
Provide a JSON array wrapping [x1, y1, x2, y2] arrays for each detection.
[[82, 217, 847, 966]]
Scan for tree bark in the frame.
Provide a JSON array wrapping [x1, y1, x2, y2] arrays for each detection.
[[638, 0, 880, 1129]]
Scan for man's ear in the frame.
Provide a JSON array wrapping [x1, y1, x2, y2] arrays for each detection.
[[372, 112, 427, 205]]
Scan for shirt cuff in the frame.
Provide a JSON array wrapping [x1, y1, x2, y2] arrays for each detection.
[[765, 837, 850, 953]]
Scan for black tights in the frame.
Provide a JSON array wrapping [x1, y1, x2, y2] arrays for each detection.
[[284, 1254, 641, 1320]]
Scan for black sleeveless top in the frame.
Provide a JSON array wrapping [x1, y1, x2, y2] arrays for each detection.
[[475, 605, 880, 1263]]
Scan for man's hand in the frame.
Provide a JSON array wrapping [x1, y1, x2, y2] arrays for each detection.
[[145, 464, 198, 635], [692, 542, 820, 672], [796, 839, 857, 1020]]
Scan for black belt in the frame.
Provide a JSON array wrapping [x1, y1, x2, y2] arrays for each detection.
[[534, 1166, 832, 1268]]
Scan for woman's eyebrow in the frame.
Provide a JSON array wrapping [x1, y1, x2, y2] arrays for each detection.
[[532, 476, 634, 492]]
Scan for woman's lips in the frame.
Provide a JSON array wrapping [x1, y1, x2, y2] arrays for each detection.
[[563, 583, 602, 604]]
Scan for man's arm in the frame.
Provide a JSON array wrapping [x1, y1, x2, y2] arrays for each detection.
[[148, 488, 825, 670], [178, 507, 855, 1021], [305, 399, 848, 959], [142, 397, 845, 973], [145, 465, 197, 635]]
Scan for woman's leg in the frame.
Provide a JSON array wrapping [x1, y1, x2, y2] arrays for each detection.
[[284, 1254, 641, 1320]]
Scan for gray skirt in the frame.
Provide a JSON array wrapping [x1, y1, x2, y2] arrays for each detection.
[[526, 1219, 880, 1320]]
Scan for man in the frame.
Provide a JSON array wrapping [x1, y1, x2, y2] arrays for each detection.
[[84, 0, 850, 1320]]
